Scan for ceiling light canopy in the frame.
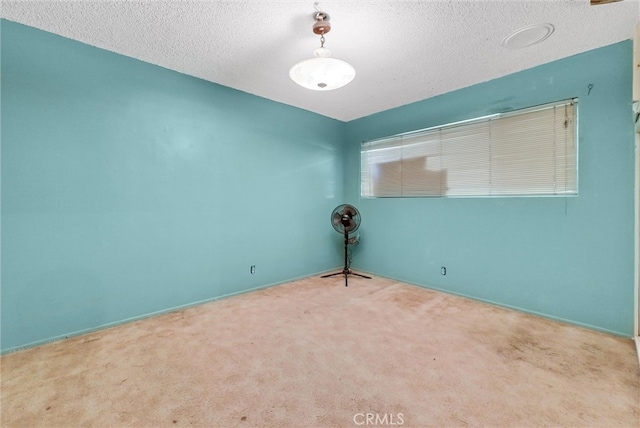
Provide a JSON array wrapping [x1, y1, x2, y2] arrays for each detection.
[[289, 11, 355, 91]]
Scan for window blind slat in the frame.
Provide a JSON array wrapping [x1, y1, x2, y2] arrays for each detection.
[[361, 100, 577, 198]]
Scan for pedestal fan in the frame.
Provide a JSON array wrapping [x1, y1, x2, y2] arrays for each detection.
[[321, 204, 371, 286]]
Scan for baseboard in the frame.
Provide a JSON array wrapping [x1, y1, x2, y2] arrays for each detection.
[[356, 269, 632, 338], [635, 336, 640, 369], [1, 268, 342, 355]]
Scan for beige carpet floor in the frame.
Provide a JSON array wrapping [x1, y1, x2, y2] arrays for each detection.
[[2, 275, 639, 427]]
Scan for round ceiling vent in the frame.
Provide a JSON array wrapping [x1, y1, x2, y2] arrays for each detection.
[[502, 23, 555, 49]]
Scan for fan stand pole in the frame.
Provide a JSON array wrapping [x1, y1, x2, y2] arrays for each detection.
[[321, 230, 371, 286]]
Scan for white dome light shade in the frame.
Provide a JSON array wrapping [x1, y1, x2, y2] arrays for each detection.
[[289, 57, 356, 90], [290, 11, 356, 91]]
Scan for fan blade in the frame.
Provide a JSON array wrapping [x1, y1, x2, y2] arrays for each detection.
[[344, 221, 357, 233], [332, 212, 344, 227], [590, 0, 622, 5], [342, 205, 358, 218]]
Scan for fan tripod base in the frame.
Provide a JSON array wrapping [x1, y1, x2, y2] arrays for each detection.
[[321, 269, 371, 286]]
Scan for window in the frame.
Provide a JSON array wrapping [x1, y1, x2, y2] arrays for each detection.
[[361, 99, 577, 198]]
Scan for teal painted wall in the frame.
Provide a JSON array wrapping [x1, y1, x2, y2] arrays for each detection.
[[345, 41, 636, 336], [1, 20, 345, 352]]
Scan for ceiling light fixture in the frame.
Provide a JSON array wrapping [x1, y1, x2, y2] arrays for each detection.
[[502, 23, 555, 49], [289, 11, 355, 91]]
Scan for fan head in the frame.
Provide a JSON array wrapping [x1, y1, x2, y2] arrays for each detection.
[[330, 204, 361, 234]]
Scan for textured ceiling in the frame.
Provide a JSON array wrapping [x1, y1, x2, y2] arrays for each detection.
[[2, 0, 639, 121]]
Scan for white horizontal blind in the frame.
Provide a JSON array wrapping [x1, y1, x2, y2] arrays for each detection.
[[361, 100, 577, 198]]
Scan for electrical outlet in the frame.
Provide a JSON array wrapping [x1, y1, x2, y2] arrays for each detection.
[[250, 265, 256, 274], [441, 266, 447, 276]]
